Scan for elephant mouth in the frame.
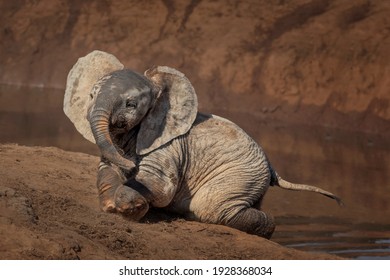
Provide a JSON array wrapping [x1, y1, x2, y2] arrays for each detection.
[[109, 122, 128, 136], [115, 122, 127, 129], [110, 113, 130, 132], [106, 117, 127, 137]]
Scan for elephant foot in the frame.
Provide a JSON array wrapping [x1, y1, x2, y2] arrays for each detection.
[[99, 184, 149, 221], [225, 208, 275, 239]]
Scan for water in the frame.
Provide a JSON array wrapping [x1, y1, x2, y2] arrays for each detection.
[[0, 84, 98, 155], [1, 84, 389, 259]]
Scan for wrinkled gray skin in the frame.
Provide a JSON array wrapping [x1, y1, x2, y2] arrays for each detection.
[[88, 68, 341, 239]]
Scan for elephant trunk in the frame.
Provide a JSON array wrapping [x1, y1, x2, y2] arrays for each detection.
[[89, 107, 135, 171]]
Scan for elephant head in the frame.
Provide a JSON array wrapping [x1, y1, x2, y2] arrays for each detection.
[[64, 51, 198, 170]]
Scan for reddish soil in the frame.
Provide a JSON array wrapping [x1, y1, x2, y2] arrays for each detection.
[[0, 144, 341, 260]]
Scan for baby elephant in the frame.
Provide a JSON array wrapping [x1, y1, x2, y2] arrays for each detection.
[[64, 51, 342, 239]]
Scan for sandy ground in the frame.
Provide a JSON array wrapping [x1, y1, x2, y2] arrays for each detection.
[[0, 144, 342, 260]]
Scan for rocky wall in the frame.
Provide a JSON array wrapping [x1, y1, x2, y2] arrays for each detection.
[[1, 0, 389, 134]]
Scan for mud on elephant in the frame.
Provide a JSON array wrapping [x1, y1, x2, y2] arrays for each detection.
[[64, 51, 342, 239]]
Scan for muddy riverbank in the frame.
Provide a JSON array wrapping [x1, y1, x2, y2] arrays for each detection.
[[1, 143, 344, 260]]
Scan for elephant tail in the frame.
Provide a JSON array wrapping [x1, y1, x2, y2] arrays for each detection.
[[270, 169, 344, 206]]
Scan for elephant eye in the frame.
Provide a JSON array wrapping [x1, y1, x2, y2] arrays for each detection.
[[126, 99, 137, 109]]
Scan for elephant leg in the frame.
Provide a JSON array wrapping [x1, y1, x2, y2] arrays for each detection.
[[135, 161, 179, 208], [97, 161, 149, 221], [225, 207, 275, 239]]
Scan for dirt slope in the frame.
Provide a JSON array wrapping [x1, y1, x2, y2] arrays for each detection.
[[0, 144, 340, 260]]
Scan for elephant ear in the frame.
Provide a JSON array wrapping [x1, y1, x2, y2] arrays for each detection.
[[137, 66, 198, 155], [63, 50, 124, 143]]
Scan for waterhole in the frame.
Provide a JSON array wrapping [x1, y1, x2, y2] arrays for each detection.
[[1, 84, 389, 259]]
